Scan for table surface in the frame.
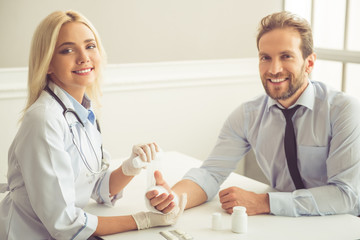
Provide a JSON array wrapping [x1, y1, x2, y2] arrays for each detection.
[[85, 151, 360, 240]]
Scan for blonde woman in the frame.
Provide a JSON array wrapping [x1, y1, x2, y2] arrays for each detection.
[[0, 10, 185, 239]]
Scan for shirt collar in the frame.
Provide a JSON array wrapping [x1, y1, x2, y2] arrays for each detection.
[[61, 88, 95, 125], [266, 79, 315, 111]]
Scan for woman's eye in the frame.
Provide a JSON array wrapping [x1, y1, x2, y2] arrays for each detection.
[[59, 48, 73, 54], [87, 44, 96, 49]]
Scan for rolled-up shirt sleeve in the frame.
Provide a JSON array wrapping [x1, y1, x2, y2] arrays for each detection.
[[269, 184, 359, 217], [184, 105, 251, 200]]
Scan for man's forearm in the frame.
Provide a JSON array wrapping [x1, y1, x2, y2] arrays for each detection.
[[172, 179, 208, 209]]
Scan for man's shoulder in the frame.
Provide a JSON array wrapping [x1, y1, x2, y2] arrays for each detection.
[[229, 94, 269, 119], [311, 80, 360, 107], [242, 94, 269, 111]]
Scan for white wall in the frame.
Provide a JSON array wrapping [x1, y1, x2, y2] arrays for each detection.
[[0, 0, 283, 187], [100, 59, 263, 159], [0, 0, 282, 67], [0, 58, 264, 184]]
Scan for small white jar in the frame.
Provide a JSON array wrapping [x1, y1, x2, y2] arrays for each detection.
[[212, 212, 222, 230], [231, 206, 247, 233]]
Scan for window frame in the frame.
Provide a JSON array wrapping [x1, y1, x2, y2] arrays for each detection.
[[283, 0, 360, 92]]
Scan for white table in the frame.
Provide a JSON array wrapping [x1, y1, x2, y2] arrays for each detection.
[[85, 151, 360, 240]]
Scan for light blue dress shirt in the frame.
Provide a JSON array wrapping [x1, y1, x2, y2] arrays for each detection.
[[62, 88, 96, 125], [184, 80, 360, 217]]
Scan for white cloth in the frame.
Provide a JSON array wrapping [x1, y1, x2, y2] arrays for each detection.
[[0, 82, 120, 240]]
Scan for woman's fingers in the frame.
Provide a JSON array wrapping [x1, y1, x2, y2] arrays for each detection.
[[133, 142, 160, 162]]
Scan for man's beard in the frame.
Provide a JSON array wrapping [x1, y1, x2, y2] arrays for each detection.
[[262, 63, 307, 101]]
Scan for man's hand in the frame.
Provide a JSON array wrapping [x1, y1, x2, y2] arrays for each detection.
[[145, 171, 176, 214], [132, 193, 187, 230], [219, 186, 270, 215]]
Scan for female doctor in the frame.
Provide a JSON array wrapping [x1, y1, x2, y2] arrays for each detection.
[[0, 10, 185, 239]]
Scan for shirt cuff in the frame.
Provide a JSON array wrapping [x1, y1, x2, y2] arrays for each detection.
[[268, 192, 298, 217], [73, 212, 98, 239], [98, 170, 123, 206], [183, 168, 220, 201]]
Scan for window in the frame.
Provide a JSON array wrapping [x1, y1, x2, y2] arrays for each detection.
[[284, 0, 360, 98]]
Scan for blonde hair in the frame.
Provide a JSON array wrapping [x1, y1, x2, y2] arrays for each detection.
[[256, 11, 313, 59], [23, 10, 106, 118]]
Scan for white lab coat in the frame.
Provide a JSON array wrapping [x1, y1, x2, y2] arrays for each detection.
[[0, 82, 119, 240]]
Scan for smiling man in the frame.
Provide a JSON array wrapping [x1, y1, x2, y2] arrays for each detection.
[[147, 11, 360, 217], [258, 27, 313, 109]]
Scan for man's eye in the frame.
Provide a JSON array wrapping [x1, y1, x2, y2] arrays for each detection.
[[260, 56, 270, 61], [282, 55, 292, 59]]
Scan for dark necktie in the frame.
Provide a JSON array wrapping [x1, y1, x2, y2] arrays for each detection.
[[278, 105, 305, 189]]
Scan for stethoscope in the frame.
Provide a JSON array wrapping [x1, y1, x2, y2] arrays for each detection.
[[45, 85, 109, 175]]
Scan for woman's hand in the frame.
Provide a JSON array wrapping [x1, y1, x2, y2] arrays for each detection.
[[121, 142, 160, 176]]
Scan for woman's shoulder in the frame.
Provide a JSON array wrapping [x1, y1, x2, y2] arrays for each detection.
[[23, 91, 65, 128]]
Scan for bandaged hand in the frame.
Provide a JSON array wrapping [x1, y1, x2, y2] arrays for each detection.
[[145, 171, 176, 214], [132, 193, 187, 230], [145, 186, 179, 213], [122, 143, 159, 176]]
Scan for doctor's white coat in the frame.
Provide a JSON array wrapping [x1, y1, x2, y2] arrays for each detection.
[[0, 82, 119, 240]]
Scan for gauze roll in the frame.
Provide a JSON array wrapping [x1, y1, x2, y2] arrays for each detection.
[[144, 151, 163, 189], [140, 151, 178, 213]]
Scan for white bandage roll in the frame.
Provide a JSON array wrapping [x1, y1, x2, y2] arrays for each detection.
[[145, 186, 179, 213], [132, 157, 149, 168], [132, 151, 164, 169]]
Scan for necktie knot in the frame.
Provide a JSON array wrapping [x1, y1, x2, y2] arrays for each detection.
[[279, 105, 301, 121]]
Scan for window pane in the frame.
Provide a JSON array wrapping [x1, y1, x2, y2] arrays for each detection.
[[284, 0, 312, 23], [311, 60, 343, 91], [345, 63, 360, 99], [313, 0, 346, 49], [347, 0, 360, 51]]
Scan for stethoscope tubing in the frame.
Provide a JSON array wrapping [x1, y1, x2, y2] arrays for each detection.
[[44, 85, 108, 175]]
